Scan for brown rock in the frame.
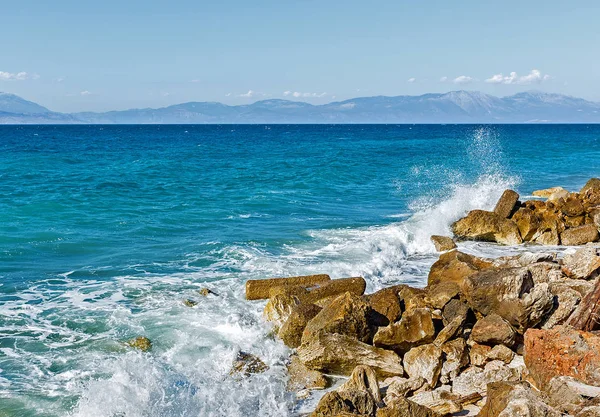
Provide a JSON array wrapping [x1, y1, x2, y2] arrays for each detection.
[[565, 215, 587, 228], [298, 332, 404, 378], [524, 326, 600, 388], [364, 286, 403, 325], [442, 299, 470, 326], [373, 308, 436, 353], [542, 285, 581, 329], [287, 355, 329, 391], [527, 261, 564, 284], [339, 365, 382, 403], [494, 189, 520, 218], [377, 397, 438, 417], [452, 209, 523, 245], [230, 351, 269, 376], [302, 292, 375, 344], [452, 361, 522, 397], [305, 277, 367, 305], [478, 381, 561, 417], [562, 196, 586, 217], [246, 274, 330, 300], [581, 178, 600, 195], [568, 278, 600, 331], [383, 376, 426, 402], [543, 376, 600, 414], [469, 343, 492, 367], [403, 344, 443, 387], [470, 313, 517, 347], [486, 345, 515, 364], [533, 187, 568, 198], [278, 303, 322, 348], [563, 246, 600, 280], [535, 229, 560, 246], [561, 224, 600, 246], [433, 315, 465, 347], [397, 286, 428, 311], [125, 336, 152, 352], [424, 281, 460, 310], [512, 207, 540, 241], [440, 338, 469, 383], [427, 250, 493, 287], [430, 235, 457, 251], [310, 391, 352, 417], [263, 291, 303, 329]]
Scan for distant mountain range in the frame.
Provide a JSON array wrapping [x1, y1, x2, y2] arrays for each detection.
[[1, 90, 600, 124]]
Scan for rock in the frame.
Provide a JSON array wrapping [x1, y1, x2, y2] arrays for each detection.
[[287, 355, 329, 392], [582, 178, 600, 195], [561, 224, 600, 246], [469, 344, 492, 367], [534, 211, 563, 245], [198, 287, 218, 296], [409, 386, 472, 415], [183, 298, 197, 307], [365, 286, 403, 325], [377, 396, 438, 417], [494, 189, 520, 218], [541, 286, 581, 329], [302, 292, 375, 344], [339, 365, 382, 403], [298, 332, 404, 378], [279, 303, 322, 348], [441, 339, 469, 381], [305, 277, 368, 305], [566, 215, 587, 228], [524, 326, 600, 388], [373, 308, 436, 353], [535, 229, 560, 245], [424, 281, 460, 310], [125, 336, 152, 352], [433, 315, 465, 347], [487, 345, 515, 364], [430, 235, 457, 251], [567, 278, 600, 331], [230, 351, 269, 376], [533, 187, 568, 198], [383, 376, 426, 402], [511, 208, 540, 241], [403, 344, 443, 387], [562, 196, 586, 217], [478, 381, 561, 417], [452, 210, 523, 245], [576, 406, 600, 417], [549, 188, 570, 201], [527, 261, 564, 284], [246, 274, 330, 300], [452, 361, 522, 397], [310, 391, 353, 417], [428, 250, 493, 287], [442, 299, 470, 326], [470, 314, 517, 347], [562, 246, 600, 280], [263, 291, 303, 329], [543, 376, 600, 414]]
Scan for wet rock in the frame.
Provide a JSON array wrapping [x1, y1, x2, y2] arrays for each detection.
[[470, 313, 516, 347], [533, 187, 568, 199], [183, 299, 197, 307], [403, 344, 443, 387], [373, 308, 436, 353], [562, 246, 600, 280], [430, 235, 457, 252], [452, 209, 523, 245], [512, 207, 540, 241], [302, 292, 375, 344], [561, 224, 600, 246], [440, 338, 469, 383], [305, 277, 367, 305], [287, 355, 329, 392], [279, 303, 322, 348], [125, 336, 152, 352], [494, 189, 520, 218], [377, 396, 437, 417], [198, 287, 218, 297], [524, 326, 600, 388], [246, 274, 330, 300], [230, 351, 269, 376], [478, 381, 561, 417], [364, 286, 403, 325], [298, 332, 404, 378], [428, 250, 493, 287], [264, 291, 303, 329]]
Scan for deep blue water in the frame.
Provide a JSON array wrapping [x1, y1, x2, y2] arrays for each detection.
[[0, 124, 599, 416]]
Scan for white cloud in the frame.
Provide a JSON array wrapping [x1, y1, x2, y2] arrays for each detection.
[[453, 75, 474, 85], [56, 77, 66, 83], [440, 76, 448, 82], [284, 91, 327, 98], [407, 77, 416, 83], [239, 90, 263, 98], [485, 69, 552, 85], [190, 79, 200, 83], [80, 90, 92, 96], [0, 71, 30, 81]]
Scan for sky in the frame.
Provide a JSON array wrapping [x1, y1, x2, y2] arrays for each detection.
[[2, 0, 599, 112]]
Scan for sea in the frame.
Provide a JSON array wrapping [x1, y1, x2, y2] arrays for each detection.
[[0, 124, 599, 416]]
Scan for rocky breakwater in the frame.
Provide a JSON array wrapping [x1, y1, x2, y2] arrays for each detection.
[[452, 178, 600, 246], [242, 240, 600, 416]]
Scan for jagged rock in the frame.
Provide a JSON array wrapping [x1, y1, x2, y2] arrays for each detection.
[[430, 235, 457, 251], [562, 246, 600, 280], [230, 351, 269, 376], [535, 229, 560, 245], [409, 386, 474, 415], [302, 292, 375, 344], [287, 355, 329, 392], [433, 315, 465, 347], [494, 189, 520, 218], [566, 215, 587, 228], [568, 278, 600, 331], [533, 187, 568, 198], [534, 211, 563, 245], [470, 313, 517, 347], [463, 267, 554, 332], [442, 299, 470, 326], [428, 250, 493, 287], [561, 224, 600, 246], [543, 376, 600, 414], [298, 332, 404, 378], [183, 299, 197, 307], [310, 391, 353, 417], [542, 286, 581, 329], [452, 209, 523, 245], [469, 344, 492, 367], [524, 326, 600, 388], [339, 365, 382, 403], [364, 286, 403, 325], [305, 277, 368, 306], [512, 207, 540, 241], [198, 287, 218, 297], [424, 281, 460, 310], [526, 261, 564, 284], [373, 308, 435, 353], [487, 345, 515, 364], [577, 406, 600, 417], [278, 303, 322, 348], [452, 361, 522, 397], [397, 286, 428, 311], [377, 396, 438, 417], [125, 336, 152, 352], [383, 376, 426, 402], [582, 178, 600, 195], [549, 189, 570, 201], [478, 381, 561, 417], [403, 344, 443, 387], [264, 291, 303, 329], [245, 274, 330, 300], [562, 196, 586, 217], [441, 338, 469, 383]]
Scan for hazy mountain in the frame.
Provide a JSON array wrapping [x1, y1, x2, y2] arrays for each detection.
[[1, 90, 600, 124]]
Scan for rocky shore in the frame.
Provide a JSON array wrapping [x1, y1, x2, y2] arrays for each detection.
[[238, 178, 600, 416]]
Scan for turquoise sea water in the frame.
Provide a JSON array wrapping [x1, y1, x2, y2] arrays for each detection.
[[0, 124, 599, 416]]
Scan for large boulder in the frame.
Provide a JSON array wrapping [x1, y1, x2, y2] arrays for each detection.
[[373, 308, 436, 353], [561, 224, 600, 246], [287, 355, 329, 392], [339, 365, 382, 403], [302, 292, 375, 344], [403, 344, 443, 387], [364, 286, 403, 325], [561, 196, 586, 217], [533, 187, 568, 198], [263, 289, 305, 329], [463, 267, 554, 332], [524, 326, 600, 388], [534, 211, 563, 245], [246, 274, 330, 300], [452, 361, 522, 397], [452, 210, 523, 245], [470, 313, 517, 347], [581, 178, 600, 195], [298, 332, 404, 378], [428, 250, 493, 287], [562, 246, 600, 280], [430, 235, 457, 252], [511, 207, 540, 241], [278, 303, 322, 348], [494, 189, 520, 218], [543, 376, 600, 415], [478, 381, 561, 417], [424, 281, 460, 310], [305, 277, 367, 306]]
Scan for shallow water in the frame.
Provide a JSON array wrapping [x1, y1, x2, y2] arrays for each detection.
[[0, 124, 599, 416]]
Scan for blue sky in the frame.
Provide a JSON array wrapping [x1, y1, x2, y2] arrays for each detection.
[[2, 0, 599, 112]]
